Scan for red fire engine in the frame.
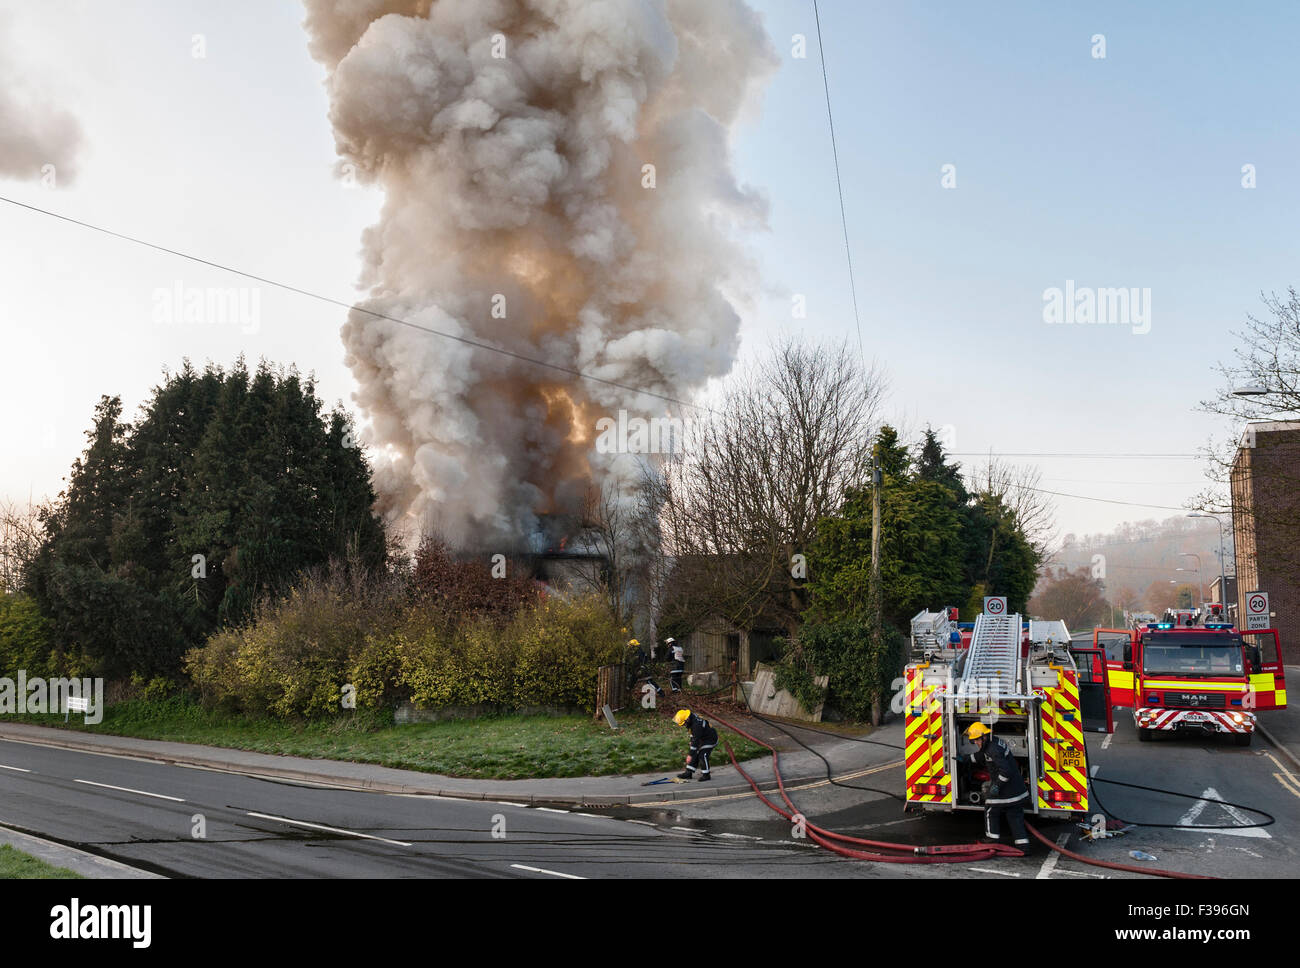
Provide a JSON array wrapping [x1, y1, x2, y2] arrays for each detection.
[[1093, 615, 1286, 746]]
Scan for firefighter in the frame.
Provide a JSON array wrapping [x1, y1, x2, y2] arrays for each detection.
[[625, 638, 664, 698], [965, 722, 1030, 850], [674, 708, 717, 781], [668, 637, 685, 693]]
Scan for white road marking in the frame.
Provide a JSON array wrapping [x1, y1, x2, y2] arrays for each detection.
[[624, 819, 656, 827], [717, 832, 762, 840], [1054, 868, 1106, 878], [533, 807, 569, 814], [670, 826, 705, 835], [1101, 733, 1113, 750], [245, 811, 412, 846], [510, 863, 585, 879], [1090, 765, 1100, 777], [74, 779, 184, 802], [573, 812, 605, 819], [1176, 787, 1270, 839], [1035, 833, 1070, 879], [970, 866, 1020, 877], [0, 764, 32, 773]]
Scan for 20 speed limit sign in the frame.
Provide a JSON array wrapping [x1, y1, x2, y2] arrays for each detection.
[[1246, 592, 1270, 630], [984, 596, 1007, 616]]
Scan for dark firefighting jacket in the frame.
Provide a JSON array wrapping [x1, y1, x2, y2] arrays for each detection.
[[969, 735, 1028, 803], [687, 713, 718, 748]]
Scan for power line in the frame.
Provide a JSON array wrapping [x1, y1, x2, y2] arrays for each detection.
[[812, 0, 864, 364], [1041, 478, 1206, 486], [951, 452, 1200, 459], [0, 193, 717, 416], [1001, 482, 1190, 512]]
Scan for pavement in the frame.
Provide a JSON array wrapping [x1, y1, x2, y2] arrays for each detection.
[[1252, 664, 1300, 770], [0, 713, 892, 808]]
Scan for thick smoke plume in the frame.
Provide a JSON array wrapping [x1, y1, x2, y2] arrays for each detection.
[[304, 0, 776, 547], [0, 24, 84, 183]]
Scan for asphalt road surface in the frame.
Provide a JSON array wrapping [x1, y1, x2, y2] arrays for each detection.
[[2, 708, 1295, 879], [0, 737, 854, 879]]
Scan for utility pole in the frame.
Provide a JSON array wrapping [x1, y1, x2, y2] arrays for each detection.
[[869, 442, 884, 725]]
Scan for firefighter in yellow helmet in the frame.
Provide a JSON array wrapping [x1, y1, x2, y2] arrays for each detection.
[[626, 638, 664, 698], [966, 722, 1030, 849], [674, 709, 718, 781]]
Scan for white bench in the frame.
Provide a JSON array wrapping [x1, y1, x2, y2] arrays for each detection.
[[65, 696, 89, 722]]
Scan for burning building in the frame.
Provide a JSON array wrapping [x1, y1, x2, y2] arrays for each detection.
[[303, 0, 778, 552]]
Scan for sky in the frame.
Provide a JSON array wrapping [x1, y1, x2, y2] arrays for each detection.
[[2, 0, 1296, 539]]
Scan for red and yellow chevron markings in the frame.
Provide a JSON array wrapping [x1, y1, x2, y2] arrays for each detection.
[[905, 666, 952, 804], [1037, 668, 1088, 812]]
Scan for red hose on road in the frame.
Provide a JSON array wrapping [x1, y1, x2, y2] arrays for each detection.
[[702, 704, 1212, 878], [1023, 822, 1212, 880], [705, 707, 1021, 863]]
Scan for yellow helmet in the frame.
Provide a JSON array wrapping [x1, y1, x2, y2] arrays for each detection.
[[674, 709, 691, 726], [965, 722, 993, 741], [629, 639, 640, 647]]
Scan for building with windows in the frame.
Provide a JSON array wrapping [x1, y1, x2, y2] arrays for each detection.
[[1230, 421, 1300, 663]]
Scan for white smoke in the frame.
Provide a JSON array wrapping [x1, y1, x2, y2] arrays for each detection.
[[304, 0, 776, 547], [0, 21, 84, 184]]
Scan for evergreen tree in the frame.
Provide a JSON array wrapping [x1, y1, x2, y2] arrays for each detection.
[[26, 361, 387, 677]]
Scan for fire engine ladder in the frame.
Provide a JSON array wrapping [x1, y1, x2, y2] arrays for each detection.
[[962, 612, 1023, 689]]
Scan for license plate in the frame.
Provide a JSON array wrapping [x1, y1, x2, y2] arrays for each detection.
[[1060, 747, 1083, 771], [1183, 712, 1210, 723]]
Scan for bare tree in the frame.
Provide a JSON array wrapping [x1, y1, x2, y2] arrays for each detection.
[[658, 338, 885, 636], [967, 457, 1058, 561], [0, 498, 46, 595], [1196, 287, 1300, 574], [572, 478, 639, 629]]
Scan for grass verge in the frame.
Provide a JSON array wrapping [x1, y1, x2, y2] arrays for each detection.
[[0, 844, 83, 879], [10, 698, 765, 780]]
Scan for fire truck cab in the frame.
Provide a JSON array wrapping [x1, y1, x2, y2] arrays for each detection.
[[1095, 620, 1286, 746]]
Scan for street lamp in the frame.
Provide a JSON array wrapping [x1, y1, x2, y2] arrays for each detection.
[[1232, 384, 1269, 397], [1178, 553, 1203, 606], [1187, 513, 1228, 610]]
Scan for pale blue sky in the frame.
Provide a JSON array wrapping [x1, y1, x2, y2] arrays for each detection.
[[2, 0, 1295, 537]]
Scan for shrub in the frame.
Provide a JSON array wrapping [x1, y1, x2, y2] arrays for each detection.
[[772, 642, 829, 713], [185, 563, 405, 717], [186, 572, 624, 717], [793, 619, 906, 722], [515, 596, 626, 708], [411, 537, 539, 622], [0, 594, 90, 679]]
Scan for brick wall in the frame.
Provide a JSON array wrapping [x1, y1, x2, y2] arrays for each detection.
[[1232, 423, 1300, 664]]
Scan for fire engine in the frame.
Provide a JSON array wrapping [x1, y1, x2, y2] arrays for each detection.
[[1094, 614, 1286, 746], [904, 606, 1112, 819]]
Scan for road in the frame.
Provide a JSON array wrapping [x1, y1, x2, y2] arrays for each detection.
[[646, 711, 1300, 879], [2, 707, 1296, 878], [0, 737, 853, 879]]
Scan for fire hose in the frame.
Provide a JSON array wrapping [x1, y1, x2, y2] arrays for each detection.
[[699, 705, 1212, 878]]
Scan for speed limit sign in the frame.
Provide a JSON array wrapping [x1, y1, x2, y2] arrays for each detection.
[[984, 596, 1007, 616], [1246, 591, 1270, 631]]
